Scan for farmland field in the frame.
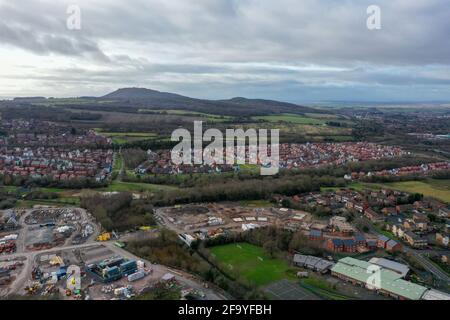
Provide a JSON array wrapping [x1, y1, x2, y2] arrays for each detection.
[[252, 113, 327, 125], [95, 129, 158, 144], [243, 122, 353, 139], [209, 242, 295, 286], [304, 113, 340, 119], [348, 179, 450, 203], [382, 180, 450, 203], [138, 109, 232, 122]]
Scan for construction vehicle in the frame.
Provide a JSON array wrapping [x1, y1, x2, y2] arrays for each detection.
[[114, 241, 126, 248], [31, 267, 42, 280], [96, 232, 111, 242], [24, 282, 40, 295]]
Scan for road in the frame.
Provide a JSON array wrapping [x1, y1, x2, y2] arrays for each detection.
[[403, 246, 450, 283], [362, 216, 450, 283]]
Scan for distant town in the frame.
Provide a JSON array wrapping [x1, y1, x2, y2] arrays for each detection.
[[0, 89, 448, 302]]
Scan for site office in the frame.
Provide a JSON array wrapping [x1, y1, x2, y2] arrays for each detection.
[[171, 121, 280, 175]]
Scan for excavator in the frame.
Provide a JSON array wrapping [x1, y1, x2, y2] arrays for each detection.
[[24, 282, 40, 295], [96, 232, 111, 242]]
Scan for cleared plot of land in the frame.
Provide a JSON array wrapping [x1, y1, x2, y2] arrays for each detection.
[[265, 279, 319, 300], [349, 179, 450, 203], [209, 242, 295, 286]]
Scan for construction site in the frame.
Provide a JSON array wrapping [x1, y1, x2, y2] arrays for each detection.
[[0, 209, 24, 256], [20, 243, 211, 300], [23, 206, 97, 250], [156, 203, 315, 242], [21, 244, 152, 299], [0, 204, 224, 300], [0, 257, 26, 296]]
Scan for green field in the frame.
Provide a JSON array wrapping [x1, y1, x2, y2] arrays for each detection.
[[209, 243, 295, 286], [95, 129, 158, 144], [15, 197, 80, 208], [238, 164, 260, 174], [239, 199, 273, 207], [102, 181, 178, 193], [348, 179, 450, 203], [299, 277, 353, 300], [250, 122, 352, 138], [304, 113, 340, 119], [113, 153, 123, 173], [138, 109, 231, 122], [252, 113, 328, 125]]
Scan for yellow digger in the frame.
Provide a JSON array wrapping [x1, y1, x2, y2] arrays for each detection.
[[24, 283, 40, 295], [96, 232, 111, 242]]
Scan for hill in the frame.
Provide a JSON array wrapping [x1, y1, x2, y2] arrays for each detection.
[[100, 87, 323, 116]]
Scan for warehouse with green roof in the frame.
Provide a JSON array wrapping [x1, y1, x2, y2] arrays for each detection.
[[331, 257, 428, 300]]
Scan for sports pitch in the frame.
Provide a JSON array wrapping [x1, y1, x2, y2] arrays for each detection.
[[209, 242, 296, 286]]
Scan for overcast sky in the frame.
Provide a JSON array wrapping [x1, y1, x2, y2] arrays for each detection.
[[1, 0, 450, 102]]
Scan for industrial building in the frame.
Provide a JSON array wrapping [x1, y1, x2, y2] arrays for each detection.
[[368, 257, 410, 277], [86, 256, 138, 283], [292, 254, 334, 273], [421, 289, 450, 300], [331, 257, 427, 300]]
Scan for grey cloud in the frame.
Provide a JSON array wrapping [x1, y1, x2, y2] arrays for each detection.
[[1, 0, 450, 100]]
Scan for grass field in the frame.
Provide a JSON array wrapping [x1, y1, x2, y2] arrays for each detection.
[[239, 199, 273, 207], [238, 164, 260, 174], [348, 179, 450, 203], [101, 181, 178, 193], [322, 179, 450, 203], [15, 197, 80, 208], [385, 180, 450, 203], [113, 153, 123, 173], [95, 129, 158, 144], [299, 277, 354, 300], [209, 242, 295, 286], [304, 113, 340, 119], [252, 114, 328, 125], [138, 109, 231, 122]]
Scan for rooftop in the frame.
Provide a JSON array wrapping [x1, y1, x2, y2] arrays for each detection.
[[331, 257, 427, 300], [421, 289, 450, 300], [368, 257, 410, 277]]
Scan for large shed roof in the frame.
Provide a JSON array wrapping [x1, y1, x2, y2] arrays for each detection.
[[331, 257, 427, 300]]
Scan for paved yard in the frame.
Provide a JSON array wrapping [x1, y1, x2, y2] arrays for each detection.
[[264, 279, 320, 300]]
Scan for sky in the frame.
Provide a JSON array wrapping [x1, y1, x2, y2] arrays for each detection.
[[1, 0, 450, 102]]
